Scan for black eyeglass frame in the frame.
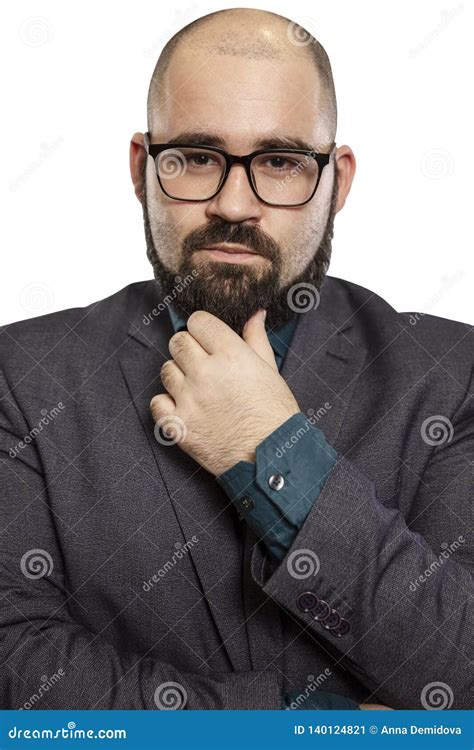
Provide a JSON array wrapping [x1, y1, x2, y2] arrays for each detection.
[[143, 131, 334, 207]]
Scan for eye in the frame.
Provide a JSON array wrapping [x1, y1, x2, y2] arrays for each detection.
[[186, 152, 220, 168], [265, 156, 293, 169], [258, 155, 305, 173]]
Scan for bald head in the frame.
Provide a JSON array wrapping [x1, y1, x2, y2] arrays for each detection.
[[146, 8, 337, 146], [134, 7, 355, 336]]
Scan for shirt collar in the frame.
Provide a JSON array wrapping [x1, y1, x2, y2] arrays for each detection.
[[167, 305, 297, 370]]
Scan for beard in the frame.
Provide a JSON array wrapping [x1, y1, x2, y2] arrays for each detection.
[[141, 166, 338, 335]]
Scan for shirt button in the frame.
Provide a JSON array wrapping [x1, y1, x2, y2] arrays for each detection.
[[268, 473, 285, 491], [240, 495, 255, 512]]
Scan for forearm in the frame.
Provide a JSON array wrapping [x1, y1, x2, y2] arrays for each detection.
[[0, 615, 281, 709]]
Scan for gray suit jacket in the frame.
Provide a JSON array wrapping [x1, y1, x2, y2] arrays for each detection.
[[0, 276, 472, 709]]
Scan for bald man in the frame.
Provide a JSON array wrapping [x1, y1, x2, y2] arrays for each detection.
[[0, 8, 472, 712]]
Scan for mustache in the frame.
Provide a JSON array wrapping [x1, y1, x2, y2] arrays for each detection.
[[182, 218, 281, 260]]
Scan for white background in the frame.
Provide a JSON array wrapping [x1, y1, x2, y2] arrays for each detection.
[[2, 0, 472, 325]]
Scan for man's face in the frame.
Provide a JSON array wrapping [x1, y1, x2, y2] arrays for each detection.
[[142, 47, 338, 334]]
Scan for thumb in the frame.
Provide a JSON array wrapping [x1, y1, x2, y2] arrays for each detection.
[[242, 309, 278, 370]]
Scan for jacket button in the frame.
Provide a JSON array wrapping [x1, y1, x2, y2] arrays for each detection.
[[296, 591, 319, 612], [332, 618, 351, 637], [268, 473, 285, 491], [321, 609, 341, 630], [311, 599, 330, 621]]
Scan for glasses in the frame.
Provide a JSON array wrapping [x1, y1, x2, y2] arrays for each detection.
[[144, 132, 334, 207]]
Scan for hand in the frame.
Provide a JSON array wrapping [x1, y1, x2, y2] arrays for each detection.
[[150, 309, 301, 476]]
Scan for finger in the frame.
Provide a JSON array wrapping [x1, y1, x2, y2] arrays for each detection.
[[168, 330, 207, 374], [150, 393, 186, 444], [241, 308, 278, 371], [186, 310, 242, 355], [150, 392, 176, 422], [159, 359, 185, 399]]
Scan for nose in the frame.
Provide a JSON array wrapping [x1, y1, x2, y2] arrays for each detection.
[[205, 163, 263, 223]]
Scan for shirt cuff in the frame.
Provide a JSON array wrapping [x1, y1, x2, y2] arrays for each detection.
[[215, 412, 337, 562]]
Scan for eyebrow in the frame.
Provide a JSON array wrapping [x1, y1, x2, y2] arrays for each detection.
[[168, 131, 317, 152]]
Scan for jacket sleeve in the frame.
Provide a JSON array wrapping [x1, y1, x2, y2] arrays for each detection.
[[249, 387, 474, 710], [0, 367, 282, 710]]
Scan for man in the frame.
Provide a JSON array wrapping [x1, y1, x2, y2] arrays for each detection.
[[0, 8, 472, 712]]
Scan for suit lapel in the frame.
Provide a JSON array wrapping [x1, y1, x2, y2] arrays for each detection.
[[277, 277, 369, 449]]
